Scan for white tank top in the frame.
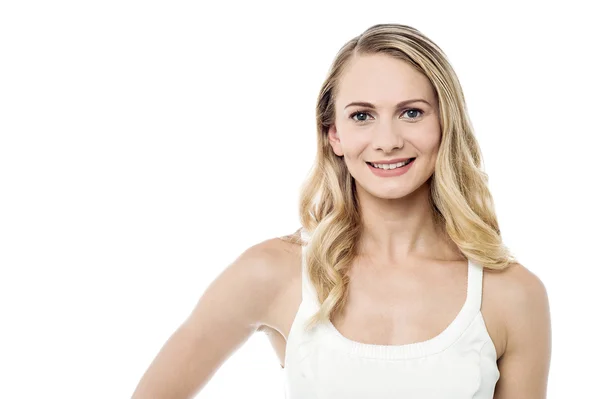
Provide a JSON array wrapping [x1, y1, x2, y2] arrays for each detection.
[[283, 229, 500, 398]]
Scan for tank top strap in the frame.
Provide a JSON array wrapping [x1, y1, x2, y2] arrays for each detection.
[[466, 258, 484, 313]]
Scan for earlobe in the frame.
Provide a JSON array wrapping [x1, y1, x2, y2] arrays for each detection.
[[327, 125, 344, 156]]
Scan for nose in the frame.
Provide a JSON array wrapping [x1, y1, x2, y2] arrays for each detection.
[[371, 120, 404, 153]]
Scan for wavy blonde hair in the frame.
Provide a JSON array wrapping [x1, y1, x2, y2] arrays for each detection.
[[284, 23, 516, 330]]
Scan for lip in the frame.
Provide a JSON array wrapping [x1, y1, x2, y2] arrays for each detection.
[[367, 157, 415, 177], [368, 157, 414, 164]]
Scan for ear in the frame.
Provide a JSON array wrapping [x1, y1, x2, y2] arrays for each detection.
[[327, 125, 344, 156]]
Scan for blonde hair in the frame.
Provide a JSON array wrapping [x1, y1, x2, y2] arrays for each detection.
[[284, 23, 516, 329]]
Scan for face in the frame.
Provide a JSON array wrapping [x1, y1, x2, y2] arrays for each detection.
[[328, 53, 441, 200]]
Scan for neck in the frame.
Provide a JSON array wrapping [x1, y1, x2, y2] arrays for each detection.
[[356, 180, 458, 264]]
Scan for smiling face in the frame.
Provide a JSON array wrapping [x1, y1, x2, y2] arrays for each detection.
[[328, 53, 442, 200]]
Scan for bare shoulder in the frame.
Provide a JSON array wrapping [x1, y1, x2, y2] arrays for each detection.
[[485, 262, 552, 398], [489, 262, 549, 318], [501, 262, 550, 343], [255, 233, 304, 324], [236, 234, 302, 287], [131, 233, 304, 398], [181, 233, 302, 333], [485, 262, 550, 333], [224, 236, 301, 312]]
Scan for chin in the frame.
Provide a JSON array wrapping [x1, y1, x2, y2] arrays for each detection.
[[364, 185, 417, 200]]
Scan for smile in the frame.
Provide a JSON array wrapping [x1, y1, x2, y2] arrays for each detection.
[[366, 158, 415, 177], [367, 158, 415, 169]]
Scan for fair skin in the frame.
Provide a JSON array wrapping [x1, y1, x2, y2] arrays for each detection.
[[328, 52, 445, 262], [328, 53, 551, 397], [132, 53, 551, 398]]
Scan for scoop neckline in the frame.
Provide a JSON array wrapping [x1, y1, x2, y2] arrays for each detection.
[[319, 258, 481, 360]]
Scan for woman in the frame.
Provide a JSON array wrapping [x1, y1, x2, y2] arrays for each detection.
[[132, 23, 551, 398]]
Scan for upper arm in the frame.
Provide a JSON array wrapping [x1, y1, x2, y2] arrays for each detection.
[[493, 263, 552, 399], [132, 238, 294, 399]]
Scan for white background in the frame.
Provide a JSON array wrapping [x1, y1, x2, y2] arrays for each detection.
[[1, 1, 598, 398]]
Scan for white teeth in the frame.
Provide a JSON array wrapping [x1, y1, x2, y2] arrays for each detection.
[[371, 159, 412, 169]]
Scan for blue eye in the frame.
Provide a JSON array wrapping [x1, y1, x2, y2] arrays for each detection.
[[350, 111, 372, 122], [404, 109, 423, 119], [349, 108, 424, 123]]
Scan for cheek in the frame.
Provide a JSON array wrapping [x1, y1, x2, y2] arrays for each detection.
[[414, 126, 441, 155], [421, 138, 440, 156], [340, 134, 370, 158]]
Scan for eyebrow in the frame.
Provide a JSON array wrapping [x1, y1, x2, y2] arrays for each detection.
[[344, 99, 431, 109]]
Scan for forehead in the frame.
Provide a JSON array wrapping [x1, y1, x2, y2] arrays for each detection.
[[336, 53, 435, 105]]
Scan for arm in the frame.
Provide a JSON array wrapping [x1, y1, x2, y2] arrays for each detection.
[[493, 263, 552, 398], [131, 238, 292, 399]]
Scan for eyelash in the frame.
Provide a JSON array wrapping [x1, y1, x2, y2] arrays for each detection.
[[349, 108, 424, 123]]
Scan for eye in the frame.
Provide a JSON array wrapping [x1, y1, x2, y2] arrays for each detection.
[[349, 108, 424, 124], [402, 108, 424, 120], [349, 111, 373, 123]]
